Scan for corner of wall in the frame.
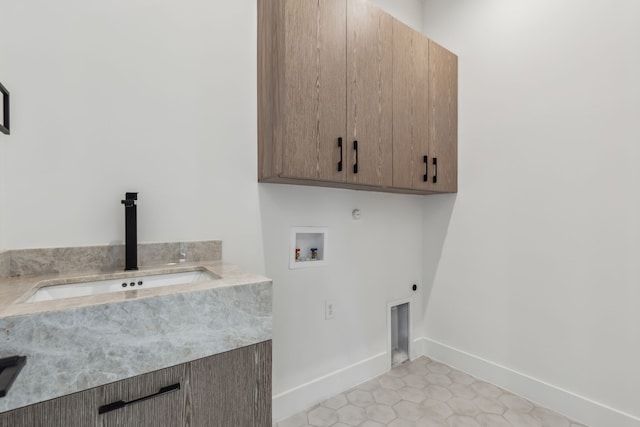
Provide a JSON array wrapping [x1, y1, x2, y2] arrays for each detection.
[[417, 338, 640, 427], [272, 352, 389, 422]]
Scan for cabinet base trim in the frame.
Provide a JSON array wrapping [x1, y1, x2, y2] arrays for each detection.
[[259, 177, 447, 195]]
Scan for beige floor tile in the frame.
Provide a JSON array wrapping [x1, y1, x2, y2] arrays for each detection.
[[346, 389, 375, 407], [398, 386, 427, 403], [321, 393, 348, 410], [426, 373, 453, 386], [336, 404, 366, 426], [422, 399, 453, 419], [307, 406, 337, 427], [426, 361, 452, 374], [365, 404, 397, 424], [424, 384, 454, 401], [448, 414, 481, 427], [275, 357, 586, 427], [531, 406, 570, 427], [471, 381, 503, 399], [476, 413, 512, 427], [500, 394, 535, 413], [473, 395, 506, 415], [277, 411, 308, 427], [503, 409, 542, 427], [393, 400, 427, 421], [448, 370, 476, 385], [373, 388, 402, 405], [447, 397, 481, 417]]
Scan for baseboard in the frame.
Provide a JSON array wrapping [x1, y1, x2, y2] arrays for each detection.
[[417, 337, 640, 427], [272, 352, 389, 422]]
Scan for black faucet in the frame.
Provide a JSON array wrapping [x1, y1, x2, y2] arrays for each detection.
[[121, 192, 138, 271]]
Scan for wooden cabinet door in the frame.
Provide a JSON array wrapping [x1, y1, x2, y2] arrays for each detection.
[[346, 0, 393, 187], [1, 342, 272, 427], [428, 40, 458, 193], [96, 363, 186, 427], [254, 340, 272, 426], [392, 20, 430, 191], [0, 388, 98, 427], [187, 341, 272, 427], [280, 0, 347, 182]]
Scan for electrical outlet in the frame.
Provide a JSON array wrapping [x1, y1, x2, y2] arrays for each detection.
[[325, 300, 336, 320]]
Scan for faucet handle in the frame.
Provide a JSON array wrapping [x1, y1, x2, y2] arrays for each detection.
[[179, 244, 187, 263], [121, 192, 138, 206]]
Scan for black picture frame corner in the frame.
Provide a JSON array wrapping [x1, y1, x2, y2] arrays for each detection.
[[0, 81, 10, 136]]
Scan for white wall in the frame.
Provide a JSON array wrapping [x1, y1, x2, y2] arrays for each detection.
[[0, 0, 426, 421], [262, 185, 424, 418], [0, 138, 5, 250], [0, 0, 265, 274], [266, 0, 426, 418], [422, 0, 640, 425]]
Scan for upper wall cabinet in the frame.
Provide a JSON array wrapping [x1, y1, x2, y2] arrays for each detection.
[[428, 40, 458, 193], [346, 0, 393, 187], [259, 0, 347, 184], [258, 0, 458, 195], [392, 20, 430, 191]]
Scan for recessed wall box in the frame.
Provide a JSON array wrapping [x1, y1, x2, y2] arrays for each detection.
[[290, 226, 328, 269], [388, 300, 410, 367]]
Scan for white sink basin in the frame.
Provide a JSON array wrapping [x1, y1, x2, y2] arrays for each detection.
[[26, 269, 219, 303]]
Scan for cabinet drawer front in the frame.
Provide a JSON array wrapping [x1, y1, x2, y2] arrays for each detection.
[[97, 363, 186, 427]]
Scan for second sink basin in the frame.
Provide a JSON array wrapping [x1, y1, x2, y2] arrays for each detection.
[[26, 268, 219, 303]]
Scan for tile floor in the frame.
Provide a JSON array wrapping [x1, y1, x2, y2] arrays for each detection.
[[275, 356, 588, 427]]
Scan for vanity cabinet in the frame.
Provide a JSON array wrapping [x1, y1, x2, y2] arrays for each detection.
[[0, 385, 97, 427], [0, 341, 272, 427], [258, 0, 458, 194], [187, 340, 272, 427]]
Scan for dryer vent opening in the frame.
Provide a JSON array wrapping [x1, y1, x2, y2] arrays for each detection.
[[390, 302, 409, 367]]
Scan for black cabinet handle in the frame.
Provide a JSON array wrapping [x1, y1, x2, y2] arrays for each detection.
[[353, 140, 358, 174], [432, 157, 438, 184], [423, 155, 428, 182], [98, 383, 181, 414], [0, 82, 9, 135], [338, 137, 343, 172]]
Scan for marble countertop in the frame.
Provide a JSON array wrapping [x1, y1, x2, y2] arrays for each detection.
[[0, 260, 264, 318], [0, 261, 272, 413]]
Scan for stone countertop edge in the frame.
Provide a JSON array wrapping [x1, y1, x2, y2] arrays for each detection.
[[0, 260, 262, 318], [0, 261, 272, 413]]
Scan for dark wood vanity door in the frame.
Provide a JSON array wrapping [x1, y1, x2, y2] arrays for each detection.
[[0, 387, 98, 427], [0, 341, 272, 427], [96, 363, 187, 427], [186, 341, 272, 427]]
